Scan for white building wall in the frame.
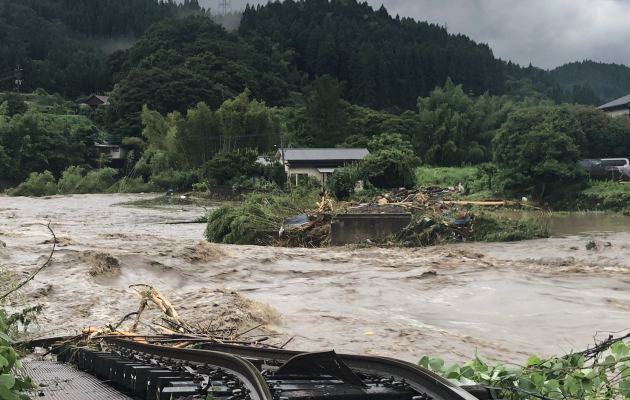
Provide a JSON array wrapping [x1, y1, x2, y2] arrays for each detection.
[[607, 109, 630, 117], [287, 166, 322, 180]]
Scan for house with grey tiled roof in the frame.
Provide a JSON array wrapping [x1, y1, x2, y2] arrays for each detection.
[[598, 94, 630, 117], [276, 148, 369, 185]]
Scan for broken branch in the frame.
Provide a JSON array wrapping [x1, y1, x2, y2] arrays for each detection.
[[0, 222, 56, 301]]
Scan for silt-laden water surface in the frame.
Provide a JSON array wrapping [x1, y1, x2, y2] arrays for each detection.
[[1, 193, 630, 365]]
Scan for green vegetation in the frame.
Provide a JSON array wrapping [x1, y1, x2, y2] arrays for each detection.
[[421, 340, 630, 400], [0, 267, 42, 400], [416, 167, 477, 188], [393, 212, 548, 247], [8, 168, 155, 197], [493, 106, 588, 201], [551, 60, 630, 104], [327, 133, 421, 200], [579, 181, 630, 213], [0, 105, 101, 184], [3, 0, 630, 208], [0, 0, 215, 97], [204, 188, 321, 245]]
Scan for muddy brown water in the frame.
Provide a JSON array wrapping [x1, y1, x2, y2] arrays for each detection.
[[498, 211, 630, 237], [2, 193, 630, 366]]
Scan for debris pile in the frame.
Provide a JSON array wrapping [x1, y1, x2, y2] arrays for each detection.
[[393, 211, 549, 246], [277, 193, 334, 247], [66, 284, 288, 351]]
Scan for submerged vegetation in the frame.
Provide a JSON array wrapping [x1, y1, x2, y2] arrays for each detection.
[[204, 188, 322, 246], [393, 212, 548, 247], [203, 185, 550, 248]]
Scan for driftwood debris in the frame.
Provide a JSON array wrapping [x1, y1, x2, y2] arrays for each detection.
[[442, 200, 517, 206], [129, 284, 190, 332]]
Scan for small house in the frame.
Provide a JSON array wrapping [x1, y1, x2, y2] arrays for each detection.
[[277, 148, 369, 185], [95, 142, 128, 168], [85, 95, 109, 110], [598, 94, 630, 117]]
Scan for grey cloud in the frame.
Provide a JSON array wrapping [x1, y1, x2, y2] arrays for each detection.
[[196, 0, 630, 69]]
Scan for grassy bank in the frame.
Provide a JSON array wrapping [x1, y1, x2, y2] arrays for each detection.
[[416, 166, 630, 213], [565, 181, 630, 213], [416, 167, 477, 187]]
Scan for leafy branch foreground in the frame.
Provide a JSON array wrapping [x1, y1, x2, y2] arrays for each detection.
[[423, 333, 630, 400], [0, 224, 55, 399]]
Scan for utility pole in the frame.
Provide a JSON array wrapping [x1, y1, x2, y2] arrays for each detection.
[[279, 131, 285, 167], [279, 131, 288, 183], [218, 0, 231, 14], [14, 65, 23, 94]]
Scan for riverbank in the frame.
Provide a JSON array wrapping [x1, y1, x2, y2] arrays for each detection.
[[1, 193, 629, 365]]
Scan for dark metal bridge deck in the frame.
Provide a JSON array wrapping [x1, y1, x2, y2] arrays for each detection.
[[22, 361, 132, 400]]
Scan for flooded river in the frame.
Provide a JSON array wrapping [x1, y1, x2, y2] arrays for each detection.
[[1, 193, 630, 366]]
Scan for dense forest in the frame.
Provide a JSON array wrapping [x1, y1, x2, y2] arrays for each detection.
[[0, 0, 209, 96], [551, 60, 630, 104], [2, 0, 630, 201]]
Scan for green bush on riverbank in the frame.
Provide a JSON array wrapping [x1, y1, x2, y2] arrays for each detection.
[[547, 181, 630, 213], [204, 188, 322, 245], [416, 166, 630, 214], [7, 167, 156, 196]]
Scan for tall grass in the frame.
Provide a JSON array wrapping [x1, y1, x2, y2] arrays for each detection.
[[416, 167, 477, 187]]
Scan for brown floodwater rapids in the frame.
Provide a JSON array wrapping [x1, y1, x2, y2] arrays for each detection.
[[1, 193, 630, 367]]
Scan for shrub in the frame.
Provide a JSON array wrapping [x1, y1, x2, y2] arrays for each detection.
[[109, 177, 156, 193], [58, 167, 118, 194], [57, 166, 87, 194], [9, 171, 58, 197], [151, 168, 200, 191], [421, 339, 630, 400], [328, 149, 420, 200], [360, 149, 420, 189], [203, 149, 262, 186], [327, 163, 361, 199], [204, 189, 321, 245], [82, 168, 118, 192]]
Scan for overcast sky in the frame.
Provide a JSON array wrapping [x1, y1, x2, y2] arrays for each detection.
[[196, 0, 630, 70]]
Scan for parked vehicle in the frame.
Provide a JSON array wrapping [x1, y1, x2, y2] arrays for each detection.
[[579, 158, 630, 181]]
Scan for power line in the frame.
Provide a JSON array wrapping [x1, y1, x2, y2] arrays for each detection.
[[0, 73, 16, 82], [0, 132, 277, 143]]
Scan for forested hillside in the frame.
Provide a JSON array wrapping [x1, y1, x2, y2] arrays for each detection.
[[239, 0, 503, 111], [0, 0, 208, 96], [105, 16, 290, 139], [551, 60, 630, 104], [2, 0, 630, 201]]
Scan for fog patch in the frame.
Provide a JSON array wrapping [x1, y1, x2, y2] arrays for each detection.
[[99, 38, 137, 55], [211, 12, 243, 31]]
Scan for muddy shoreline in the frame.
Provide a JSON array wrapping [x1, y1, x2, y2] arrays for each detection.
[[1, 193, 629, 366]]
